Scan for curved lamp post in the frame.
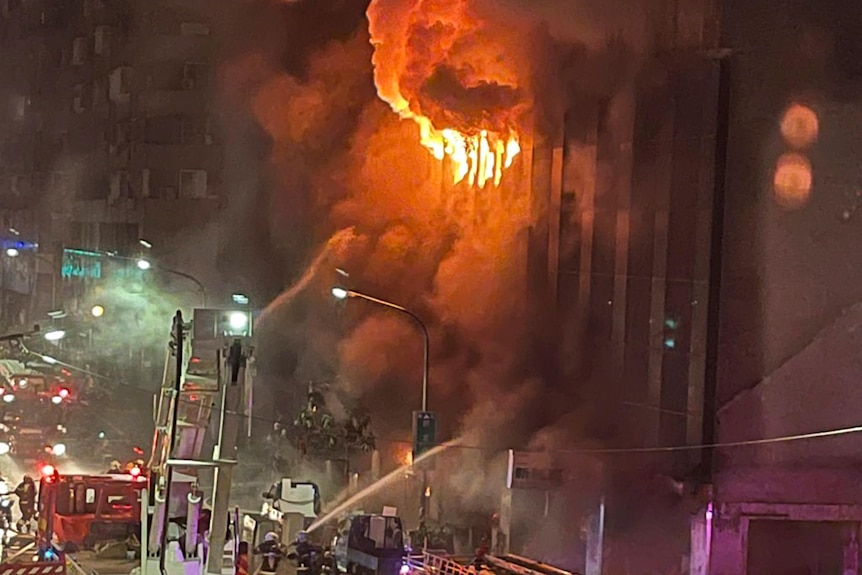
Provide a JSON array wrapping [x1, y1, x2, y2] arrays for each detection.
[[332, 287, 429, 411]]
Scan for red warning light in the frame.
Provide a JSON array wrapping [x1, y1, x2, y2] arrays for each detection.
[[190, 357, 201, 364], [58, 388, 70, 399], [133, 446, 144, 455], [129, 466, 141, 477], [41, 464, 55, 477]]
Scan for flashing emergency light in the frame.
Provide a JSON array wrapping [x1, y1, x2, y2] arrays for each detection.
[[0, 442, 10, 456], [51, 395, 63, 405], [3, 394, 14, 403], [40, 464, 55, 477], [52, 444, 66, 457], [400, 565, 410, 575], [58, 388, 70, 399], [129, 466, 141, 477]]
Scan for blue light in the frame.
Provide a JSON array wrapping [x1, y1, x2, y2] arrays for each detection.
[[663, 338, 676, 350]]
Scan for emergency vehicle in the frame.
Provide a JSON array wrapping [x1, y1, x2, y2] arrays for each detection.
[[37, 464, 146, 550], [332, 514, 406, 575]]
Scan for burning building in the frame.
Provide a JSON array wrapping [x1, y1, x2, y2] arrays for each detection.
[[238, 0, 727, 571]]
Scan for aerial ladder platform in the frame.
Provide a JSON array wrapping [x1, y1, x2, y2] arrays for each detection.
[[140, 308, 254, 575]]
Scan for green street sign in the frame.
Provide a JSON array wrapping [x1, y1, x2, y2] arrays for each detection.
[[413, 411, 437, 460]]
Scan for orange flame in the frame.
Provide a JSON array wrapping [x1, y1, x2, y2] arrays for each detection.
[[367, 0, 524, 188]]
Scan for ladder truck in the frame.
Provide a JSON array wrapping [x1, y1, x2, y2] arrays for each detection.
[[137, 307, 254, 575]]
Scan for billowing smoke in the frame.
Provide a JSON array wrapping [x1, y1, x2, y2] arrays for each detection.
[[221, 1, 693, 568], [367, 0, 530, 135]]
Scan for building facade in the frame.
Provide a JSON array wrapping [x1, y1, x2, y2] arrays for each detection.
[[0, 0, 222, 329]]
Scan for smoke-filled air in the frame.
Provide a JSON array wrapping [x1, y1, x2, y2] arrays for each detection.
[[217, 0, 686, 568]]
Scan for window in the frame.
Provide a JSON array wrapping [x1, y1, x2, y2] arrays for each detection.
[[10, 175, 28, 197], [144, 115, 182, 145], [92, 78, 106, 107], [182, 116, 212, 144], [109, 171, 130, 202], [180, 22, 210, 36], [182, 62, 209, 90], [72, 84, 86, 114], [1, 0, 21, 19], [13, 96, 28, 121], [94, 26, 109, 56], [179, 170, 207, 198], [109, 67, 132, 103], [72, 37, 87, 66]]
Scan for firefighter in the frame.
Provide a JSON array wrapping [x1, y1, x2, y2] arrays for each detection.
[[107, 460, 123, 474], [472, 539, 489, 571], [254, 532, 284, 574], [13, 475, 36, 532]]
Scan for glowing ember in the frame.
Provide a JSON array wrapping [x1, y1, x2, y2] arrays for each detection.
[[367, 0, 525, 188]]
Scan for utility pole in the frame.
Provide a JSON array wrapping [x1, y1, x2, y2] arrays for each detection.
[[206, 338, 251, 575]]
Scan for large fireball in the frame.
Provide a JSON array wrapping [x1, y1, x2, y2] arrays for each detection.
[[367, 0, 529, 188]]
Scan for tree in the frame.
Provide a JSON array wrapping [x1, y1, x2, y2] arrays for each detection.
[[292, 383, 375, 460]]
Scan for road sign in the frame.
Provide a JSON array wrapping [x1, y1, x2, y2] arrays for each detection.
[[412, 411, 437, 459]]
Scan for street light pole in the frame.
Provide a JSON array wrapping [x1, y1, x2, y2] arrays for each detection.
[[332, 287, 432, 529], [332, 289, 429, 411], [143, 262, 208, 307]]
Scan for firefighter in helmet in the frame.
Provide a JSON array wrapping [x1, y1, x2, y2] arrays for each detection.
[[14, 475, 36, 532], [254, 532, 284, 574]]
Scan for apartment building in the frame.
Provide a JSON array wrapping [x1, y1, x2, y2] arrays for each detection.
[[0, 0, 222, 328]]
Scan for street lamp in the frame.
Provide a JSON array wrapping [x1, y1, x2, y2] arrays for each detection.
[[134, 257, 207, 305], [5, 248, 19, 258], [331, 287, 429, 412], [44, 329, 65, 342], [91, 305, 105, 318]]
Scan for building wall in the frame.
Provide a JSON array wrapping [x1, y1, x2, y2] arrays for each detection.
[[0, 0, 223, 325], [550, 0, 722, 469], [716, 0, 862, 411]]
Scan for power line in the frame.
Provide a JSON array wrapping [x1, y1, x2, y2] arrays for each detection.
[[23, 348, 862, 457]]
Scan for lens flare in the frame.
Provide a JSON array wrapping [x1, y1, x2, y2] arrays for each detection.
[[773, 152, 812, 209], [780, 104, 818, 149]]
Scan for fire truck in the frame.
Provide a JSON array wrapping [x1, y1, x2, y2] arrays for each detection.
[[0, 359, 73, 465], [37, 464, 147, 550]]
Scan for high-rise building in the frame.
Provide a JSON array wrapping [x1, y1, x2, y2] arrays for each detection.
[[0, 0, 221, 328]]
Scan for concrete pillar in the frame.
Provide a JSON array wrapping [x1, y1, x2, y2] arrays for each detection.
[[584, 498, 605, 575], [844, 523, 859, 575], [495, 490, 512, 555], [371, 450, 381, 481]]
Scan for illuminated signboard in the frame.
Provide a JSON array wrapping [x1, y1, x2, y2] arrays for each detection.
[[61, 249, 103, 279]]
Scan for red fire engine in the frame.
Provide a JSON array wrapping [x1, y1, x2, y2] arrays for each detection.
[[37, 464, 146, 550]]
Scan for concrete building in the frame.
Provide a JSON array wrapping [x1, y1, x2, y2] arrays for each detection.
[[0, 0, 222, 328], [709, 0, 862, 572], [529, 0, 862, 571]]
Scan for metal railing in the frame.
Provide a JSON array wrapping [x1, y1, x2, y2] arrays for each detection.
[[408, 551, 472, 575]]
